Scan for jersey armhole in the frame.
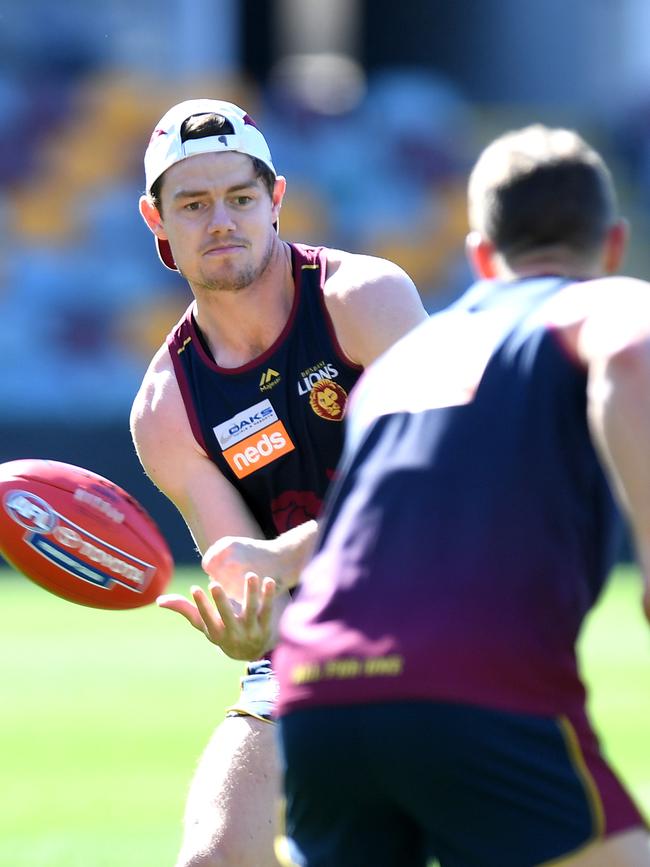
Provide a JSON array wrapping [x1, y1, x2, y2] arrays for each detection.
[[311, 246, 363, 371], [166, 332, 211, 455], [547, 322, 588, 372]]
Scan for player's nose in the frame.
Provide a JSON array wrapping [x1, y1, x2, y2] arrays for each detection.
[[207, 200, 236, 232]]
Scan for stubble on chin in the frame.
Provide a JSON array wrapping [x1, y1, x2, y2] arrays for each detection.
[[183, 236, 276, 294]]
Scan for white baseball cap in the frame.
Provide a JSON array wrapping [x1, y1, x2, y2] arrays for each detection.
[[143, 98, 277, 270]]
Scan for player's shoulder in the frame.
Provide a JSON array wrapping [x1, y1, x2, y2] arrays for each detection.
[[321, 247, 417, 302], [133, 340, 175, 394], [312, 246, 427, 367], [542, 275, 649, 323], [538, 275, 650, 364], [130, 342, 182, 440]]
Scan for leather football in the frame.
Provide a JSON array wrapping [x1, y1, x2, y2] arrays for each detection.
[[0, 459, 173, 609]]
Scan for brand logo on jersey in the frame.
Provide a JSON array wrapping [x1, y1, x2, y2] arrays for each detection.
[[309, 379, 347, 421], [259, 368, 281, 391], [297, 361, 340, 396], [223, 420, 295, 479], [213, 400, 278, 448], [4, 490, 153, 593]]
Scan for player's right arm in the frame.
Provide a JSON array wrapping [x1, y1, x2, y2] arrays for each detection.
[[130, 345, 282, 658], [130, 344, 262, 550], [551, 277, 650, 620]]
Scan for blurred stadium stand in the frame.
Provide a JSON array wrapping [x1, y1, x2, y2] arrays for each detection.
[[1, 0, 649, 561]]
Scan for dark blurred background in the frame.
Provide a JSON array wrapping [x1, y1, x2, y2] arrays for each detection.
[[1, 0, 649, 561]]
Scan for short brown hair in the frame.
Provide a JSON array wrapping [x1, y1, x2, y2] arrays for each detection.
[[468, 125, 618, 264], [149, 112, 276, 213]]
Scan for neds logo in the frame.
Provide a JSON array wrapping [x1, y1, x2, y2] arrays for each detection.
[[223, 421, 295, 479]]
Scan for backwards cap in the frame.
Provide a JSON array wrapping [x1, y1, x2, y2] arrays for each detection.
[[144, 98, 277, 270]]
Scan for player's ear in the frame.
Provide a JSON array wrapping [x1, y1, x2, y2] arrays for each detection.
[[271, 175, 287, 224], [139, 195, 167, 239], [465, 231, 497, 279], [602, 218, 629, 274]]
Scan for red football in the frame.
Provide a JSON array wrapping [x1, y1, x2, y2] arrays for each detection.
[[0, 459, 174, 609]]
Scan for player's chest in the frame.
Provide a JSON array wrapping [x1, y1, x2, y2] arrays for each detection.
[[188, 339, 357, 478]]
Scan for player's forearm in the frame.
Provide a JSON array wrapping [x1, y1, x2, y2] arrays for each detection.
[[200, 519, 320, 604], [269, 519, 319, 591]]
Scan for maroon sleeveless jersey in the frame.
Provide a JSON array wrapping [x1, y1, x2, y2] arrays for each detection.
[[166, 243, 362, 539]]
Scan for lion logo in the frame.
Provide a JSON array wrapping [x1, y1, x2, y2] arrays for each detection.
[[308, 379, 347, 421]]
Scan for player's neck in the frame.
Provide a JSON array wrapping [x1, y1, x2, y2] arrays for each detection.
[[494, 249, 602, 282], [193, 240, 295, 368]]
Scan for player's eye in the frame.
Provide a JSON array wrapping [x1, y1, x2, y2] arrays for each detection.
[[184, 201, 204, 211], [234, 195, 253, 206]]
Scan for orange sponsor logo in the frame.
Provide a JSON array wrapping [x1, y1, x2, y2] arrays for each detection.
[[223, 420, 295, 479]]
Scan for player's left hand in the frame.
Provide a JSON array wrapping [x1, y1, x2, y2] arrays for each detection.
[[157, 571, 277, 660]]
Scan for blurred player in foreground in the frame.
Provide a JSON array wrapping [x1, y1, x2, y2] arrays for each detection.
[[130, 98, 427, 866], [274, 125, 650, 866]]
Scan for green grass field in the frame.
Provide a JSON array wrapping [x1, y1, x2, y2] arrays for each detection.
[[0, 564, 648, 867]]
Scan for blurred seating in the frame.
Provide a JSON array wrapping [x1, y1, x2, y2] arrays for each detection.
[[0, 62, 477, 422], [275, 184, 331, 245]]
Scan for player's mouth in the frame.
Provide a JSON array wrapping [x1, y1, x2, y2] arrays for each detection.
[[203, 242, 247, 257]]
